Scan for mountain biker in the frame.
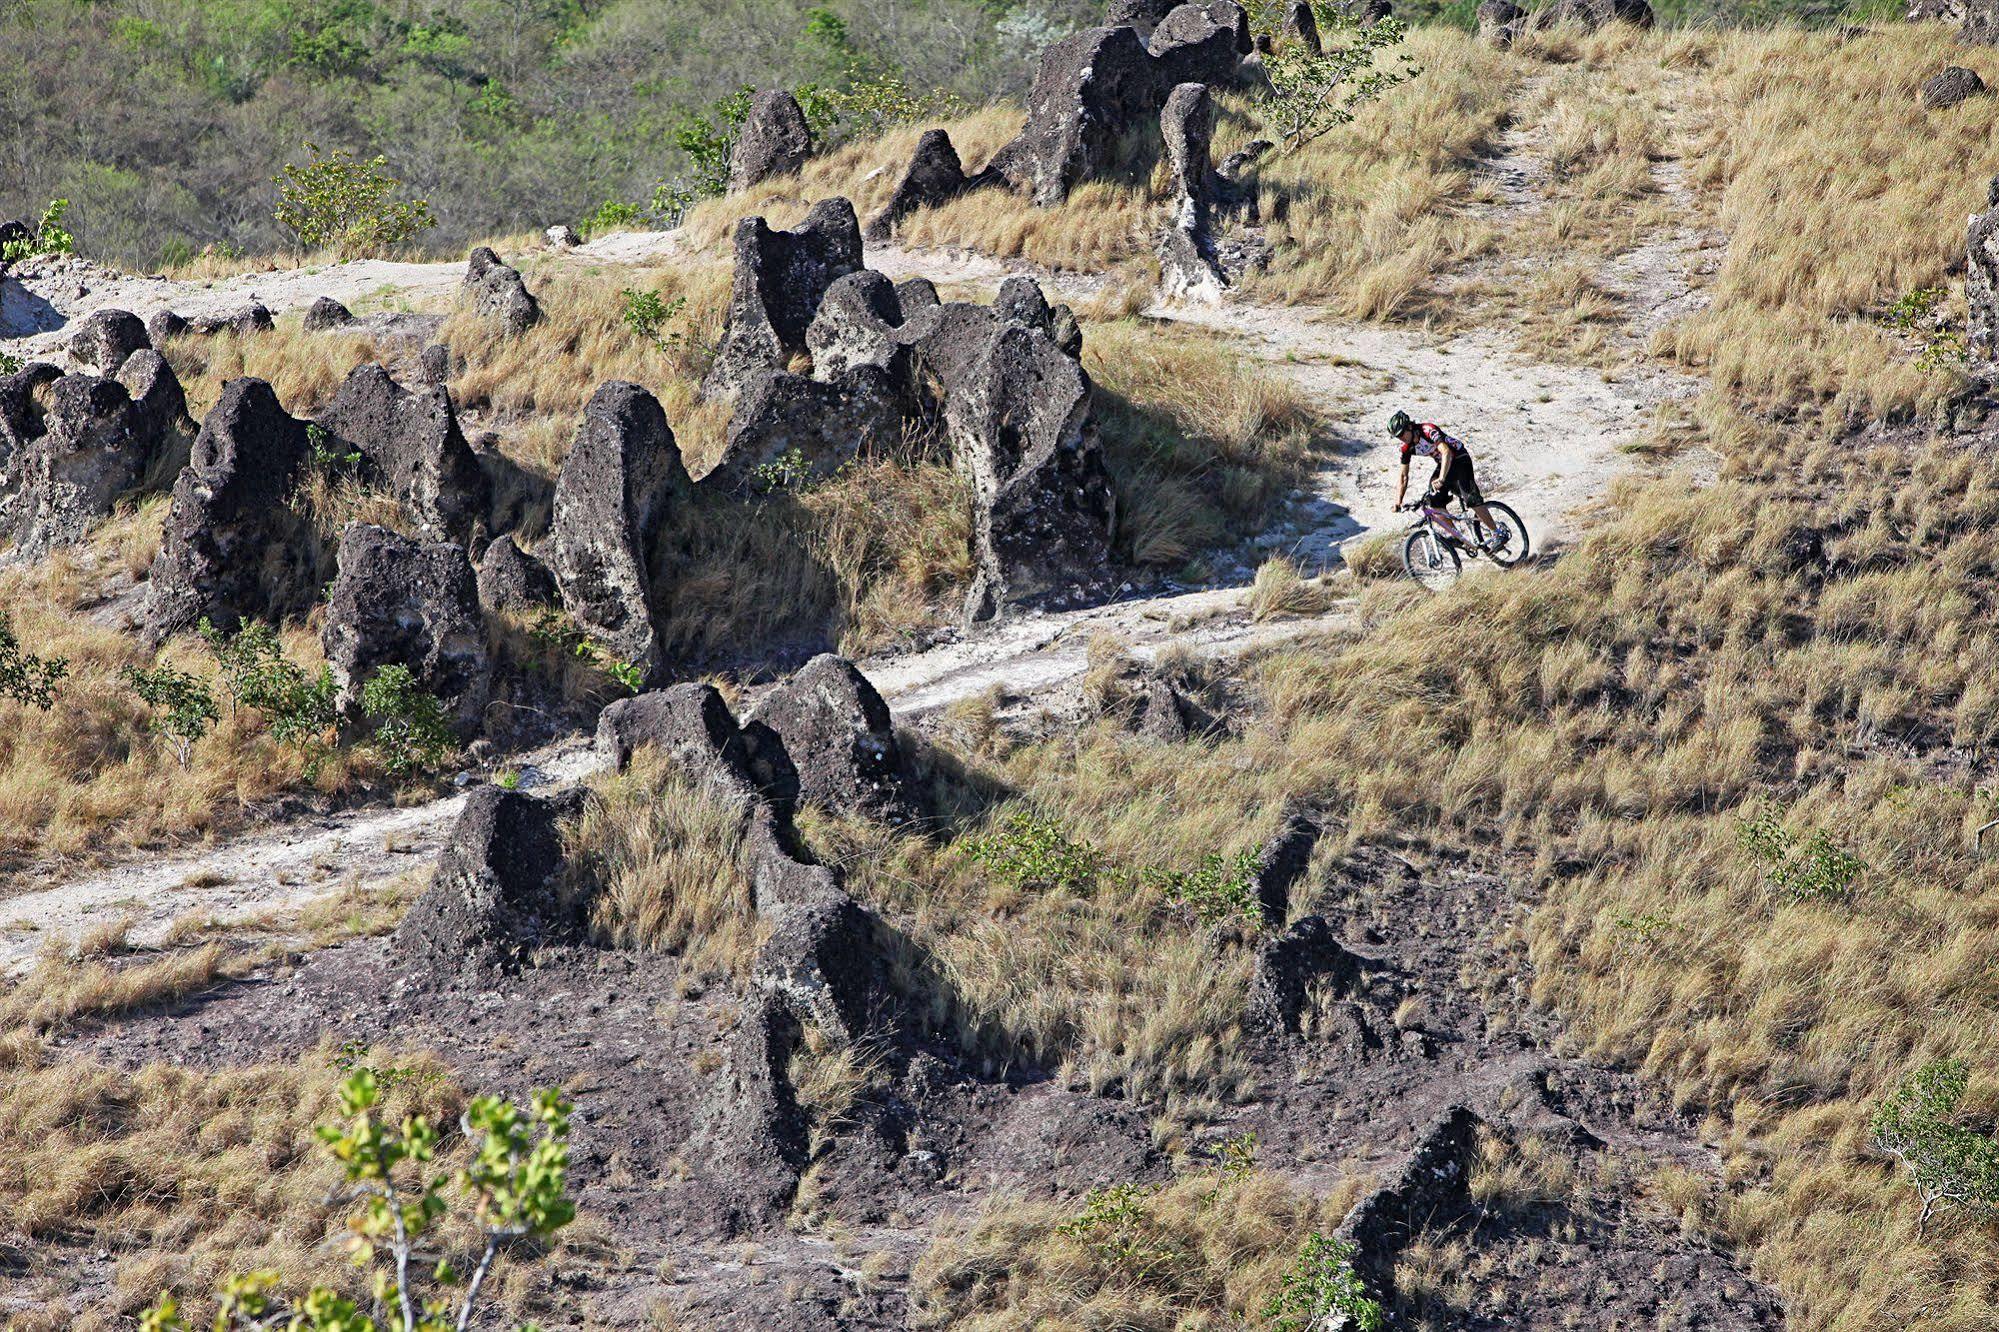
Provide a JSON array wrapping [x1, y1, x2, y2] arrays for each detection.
[[1388, 410, 1506, 552]]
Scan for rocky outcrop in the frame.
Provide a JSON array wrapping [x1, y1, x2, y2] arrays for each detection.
[[705, 364, 904, 494], [0, 362, 61, 532], [986, 3, 1250, 207], [548, 382, 692, 683], [1910, 0, 1966, 19], [703, 199, 865, 400], [1531, 0, 1654, 29], [474, 533, 558, 611], [7, 374, 159, 558], [321, 523, 491, 735], [145, 309, 189, 344], [68, 308, 149, 373], [187, 304, 274, 337], [1968, 177, 1999, 358], [729, 90, 813, 192], [864, 130, 1003, 243], [116, 350, 191, 444], [1966, 0, 1999, 41], [303, 296, 355, 331], [1158, 81, 1228, 302], [394, 785, 588, 969], [1477, 0, 1528, 46], [1334, 1106, 1485, 1293], [464, 246, 542, 333], [748, 654, 922, 825], [144, 378, 319, 642], [1251, 806, 1322, 921], [1281, 0, 1322, 52], [1248, 915, 1366, 1035], [545, 224, 581, 250], [691, 994, 814, 1224], [1923, 65, 1986, 108], [316, 363, 488, 543], [1107, 0, 1181, 36]]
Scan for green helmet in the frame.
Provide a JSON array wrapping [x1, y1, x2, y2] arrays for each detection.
[[1387, 410, 1413, 437]]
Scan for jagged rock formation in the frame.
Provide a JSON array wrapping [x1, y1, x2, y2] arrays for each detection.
[[706, 363, 904, 494], [0, 362, 61, 538], [145, 309, 189, 344], [321, 523, 491, 734], [1923, 64, 1986, 108], [474, 533, 558, 611], [1247, 914, 1365, 1035], [68, 308, 149, 372], [729, 90, 813, 192], [1159, 82, 1227, 301], [145, 378, 319, 642], [1478, 0, 1528, 46], [464, 246, 542, 333], [1532, 0, 1654, 28], [395, 785, 589, 969], [1251, 805, 1322, 920], [704, 199, 865, 401], [303, 296, 355, 331], [549, 381, 692, 683], [6, 373, 163, 558], [116, 350, 190, 445], [419, 343, 453, 386], [545, 223, 581, 250], [1107, 0, 1181, 36], [1282, 0, 1322, 51], [865, 130, 1004, 243], [748, 654, 923, 825], [317, 363, 489, 543], [1968, 177, 1999, 358], [187, 304, 274, 337], [596, 683, 798, 811], [1334, 1105, 1485, 1294]]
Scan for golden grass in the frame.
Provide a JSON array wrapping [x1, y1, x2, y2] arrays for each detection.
[[911, 1164, 1360, 1331], [162, 324, 385, 423], [1246, 555, 1337, 621], [566, 748, 763, 986]]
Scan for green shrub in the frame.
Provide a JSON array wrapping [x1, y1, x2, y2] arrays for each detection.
[[0, 198, 75, 263], [1870, 1058, 1999, 1236], [1885, 286, 1968, 375], [617, 287, 689, 352], [581, 198, 647, 237], [1145, 849, 1265, 929], [0, 612, 68, 709], [749, 447, 811, 495], [1736, 805, 1867, 902], [1257, 10, 1420, 153], [1263, 1233, 1385, 1332], [961, 809, 1104, 893], [123, 664, 220, 769], [1055, 1183, 1178, 1279], [140, 1069, 573, 1332], [274, 142, 435, 256], [201, 618, 337, 756], [360, 665, 455, 778]]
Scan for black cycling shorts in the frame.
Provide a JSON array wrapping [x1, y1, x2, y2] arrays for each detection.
[[1427, 455, 1484, 508]]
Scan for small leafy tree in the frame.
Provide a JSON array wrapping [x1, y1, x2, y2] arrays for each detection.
[[1870, 1058, 1999, 1236], [617, 288, 689, 352], [361, 665, 456, 778], [1736, 804, 1866, 902], [0, 611, 68, 709], [1146, 849, 1265, 928], [960, 809, 1104, 892], [275, 143, 436, 257], [1055, 1184, 1179, 1279], [581, 198, 646, 237], [0, 198, 75, 263], [1258, 11, 1420, 153], [202, 618, 338, 760], [1263, 1232, 1385, 1332], [123, 663, 220, 768], [141, 1068, 574, 1332]]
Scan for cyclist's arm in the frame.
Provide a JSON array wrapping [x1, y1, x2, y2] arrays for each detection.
[[1435, 439, 1457, 488], [1395, 459, 1409, 508]]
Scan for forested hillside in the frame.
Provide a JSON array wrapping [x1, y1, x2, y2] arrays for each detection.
[[0, 0, 1095, 267]]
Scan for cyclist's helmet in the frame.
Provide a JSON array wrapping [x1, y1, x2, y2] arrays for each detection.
[[1387, 409, 1413, 437]]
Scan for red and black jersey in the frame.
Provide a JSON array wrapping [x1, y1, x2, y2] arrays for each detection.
[[1399, 422, 1467, 463]]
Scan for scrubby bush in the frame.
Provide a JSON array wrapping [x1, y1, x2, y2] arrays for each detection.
[[139, 1068, 574, 1332], [1263, 1233, 1384, 1332], [274, 142, 435, 256], [960, 808, 1104, 892], [360, 665, 455, 778], [1257, 10, 1420, 153], [1146, 850, 1265, 929], [1736, 804, 1866, 902], [123, 663, 219, 769], [1870, 1059, 1999, 1236], [202, 618, 337, 754], [0, 611, 68, 709], [0, 197, 74, 262]]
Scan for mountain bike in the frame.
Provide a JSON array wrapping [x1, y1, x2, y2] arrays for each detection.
[[1395, 497, 1530, 590]]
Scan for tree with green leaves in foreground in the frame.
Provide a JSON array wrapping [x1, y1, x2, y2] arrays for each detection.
[[1258, 10, 1421, 153], [274, 143, 435, 257], [140, 1069, 575, 1332], [1869, 1058, 1999, 1236]]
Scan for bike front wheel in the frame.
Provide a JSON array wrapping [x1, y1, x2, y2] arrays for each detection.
[[1402, 527, 1461, 591], [1476, 501, 1531, 569]]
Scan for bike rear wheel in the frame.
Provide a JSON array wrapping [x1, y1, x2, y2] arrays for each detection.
[[1402, 527, 1461, 591], [1472, 501, 1531, 569]]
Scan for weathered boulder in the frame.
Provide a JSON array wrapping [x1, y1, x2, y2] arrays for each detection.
[[0, 363, 56, 543], [145, 378, 319, 642], [1910, 0, 1966, 18], [68, 308, 149, 373], [474, 533, 558, 611], [690, 994, 814, 1226], [419, 343, 453, 386], [1532, 0, 1653, 28], [302, 296, 354, 331], [1107, 0, 1182, 35], [8, 374, 156, 557], [1334, 1106, 1485, 1293], [464, 246, 542, 334], [317, 363, 488, 543], [748, 654, 921, 825], [548, 381, 692, 683], [188, 304, 274, 337], [145, 309, 189, 344], [1130, 673, 1218, 742], [1159, 81, 1227, 302], [729, 90, 813, 193], [1923, 64, 1987, 108], [596, 682, 798, 813], [1251, 805, 1321, 920], [1248, 915, 1365, 1035], [864, 130, 1002, 243], [1149, 0, 1253, 87], [1282, 0, 1322, 52], [1477, 0, 1528, 46], [394, 786, 587, 969], [805, 270, 910, 381], [115, 350, 191, 445], [1968, 177, 1999, 358], [707, 364, 905, 495], [1358, 0, 1394, 23], [321, 523, 491, 734], [988, 25, 1166, 206], [1966, 0, 1999, 41], [704, 199, 865, 400], [545, 223, 582, 250]]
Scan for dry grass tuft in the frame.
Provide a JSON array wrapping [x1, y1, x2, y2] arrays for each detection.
[[1246, 556, 1337, 622]]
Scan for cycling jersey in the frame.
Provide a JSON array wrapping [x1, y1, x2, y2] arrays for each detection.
[[1400, 422, 1468, 464]]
